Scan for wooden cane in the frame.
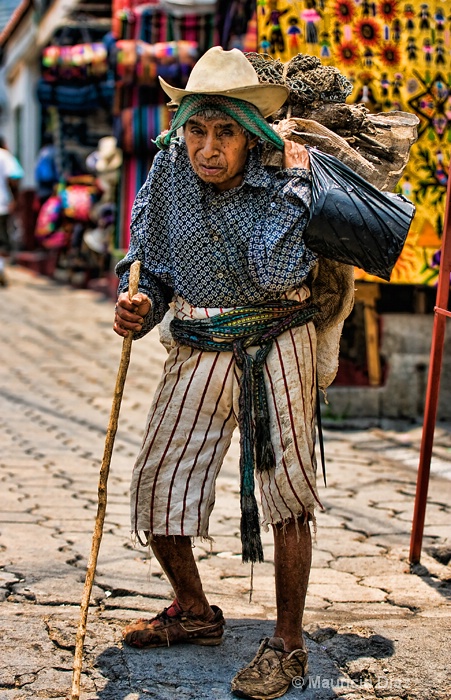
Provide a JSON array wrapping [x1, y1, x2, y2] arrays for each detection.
[[70, 260, 141, 700]]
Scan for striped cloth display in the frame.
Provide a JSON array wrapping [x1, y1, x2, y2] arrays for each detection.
[[115, 39, 198, 85], [136, 5, 169, 43], [115, 105, 171, 154], [116, 154, 152, 249], [166, 13, 218, 53], [112, 0, 221, 250]]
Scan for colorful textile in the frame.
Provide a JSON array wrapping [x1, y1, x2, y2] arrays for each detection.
[[136, 6, 169, 43], [35, 195, 63, 240], [60, 185, 97, 222], [155, 94, 285, 150], [166, 13, 218, 53], [115, 139, 315, 331], [129, 289, 321, 553], [115, 40, 198, 85], [41, 43, 108, 82], [218, 0, 258, 51], [160, 0, 217, 18], [41, 229, 71, 250], [37, 79, 115, 112], [115, 105, 171, 155], [113, 6, 168, 42], [113, 5, 217, 52], [170, 297, 318, 562], [256, 0, 451, 285], [115, 153, 154, 250], [112, 0, 219, 251]]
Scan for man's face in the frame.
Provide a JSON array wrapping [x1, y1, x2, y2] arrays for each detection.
[[184, 115, 257, 191]]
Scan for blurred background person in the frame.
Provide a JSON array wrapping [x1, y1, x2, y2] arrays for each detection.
[[0, 136, 24, 285]]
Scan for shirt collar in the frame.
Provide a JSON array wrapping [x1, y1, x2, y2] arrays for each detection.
[[242, 147, 273, 190]]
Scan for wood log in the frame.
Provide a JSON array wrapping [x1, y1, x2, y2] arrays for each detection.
[[264, 111, 419, 190]]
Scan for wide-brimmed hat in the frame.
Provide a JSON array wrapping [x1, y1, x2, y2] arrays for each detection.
[[159, 46, 289, 118], [83, 226, 111, 254], [95, 137, 123, 173]]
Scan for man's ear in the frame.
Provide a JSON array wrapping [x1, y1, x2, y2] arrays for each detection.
[[248, 135, 259, 150]]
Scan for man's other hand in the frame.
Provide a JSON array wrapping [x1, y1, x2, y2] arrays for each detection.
[[113, 292, 151, 337], [283, 141, 310, 171]]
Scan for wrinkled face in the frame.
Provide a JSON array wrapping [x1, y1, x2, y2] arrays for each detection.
[[184, 115, 257, 191]]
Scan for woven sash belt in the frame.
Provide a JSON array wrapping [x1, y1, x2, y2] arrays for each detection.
[[170, 298, 318, 563]]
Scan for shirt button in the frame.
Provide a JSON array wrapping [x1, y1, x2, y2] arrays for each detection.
[[217, 272, 224, 279]]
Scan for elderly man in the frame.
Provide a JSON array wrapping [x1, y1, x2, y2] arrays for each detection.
[[114, 46, 320, 700]]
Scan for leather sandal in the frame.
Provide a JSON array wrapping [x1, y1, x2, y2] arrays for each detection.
[[231, 636, 308, 699], [123, 599, 225, 648]]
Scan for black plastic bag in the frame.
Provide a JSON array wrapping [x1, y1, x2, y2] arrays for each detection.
[[304, 147, 415, 281]]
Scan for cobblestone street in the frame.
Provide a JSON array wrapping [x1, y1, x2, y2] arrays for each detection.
[[1, 265, 450, 700]]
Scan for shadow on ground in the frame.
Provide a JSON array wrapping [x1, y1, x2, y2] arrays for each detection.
[[411, 560, 451, 600], [91, 620, 395, 700]]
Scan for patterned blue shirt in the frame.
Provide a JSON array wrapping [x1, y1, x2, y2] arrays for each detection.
[[116, 139, 317, 336]]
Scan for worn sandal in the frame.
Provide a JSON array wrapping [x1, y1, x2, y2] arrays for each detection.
[[231, 636, 308, 700], [123, 599, 225, 648]]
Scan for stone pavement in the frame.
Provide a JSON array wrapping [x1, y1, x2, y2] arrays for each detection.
[[0, 265, 450, 700]]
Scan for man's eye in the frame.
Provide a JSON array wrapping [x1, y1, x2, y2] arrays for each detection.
[[189, 127, 203, 135], [220, 130, 234, 137]]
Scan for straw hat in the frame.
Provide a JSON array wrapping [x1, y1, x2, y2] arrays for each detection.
[[159, 46, 289, 118], [83, 227, 111, 254], [95, 137, 123, 173]]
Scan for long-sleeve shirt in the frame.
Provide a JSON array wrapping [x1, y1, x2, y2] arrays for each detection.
[[116, 138, 317, 337]]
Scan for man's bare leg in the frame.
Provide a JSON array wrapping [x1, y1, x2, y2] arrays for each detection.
[[230, 517, 311, 696], [273, 517, 312, 651], [151, 534, 215, 620]]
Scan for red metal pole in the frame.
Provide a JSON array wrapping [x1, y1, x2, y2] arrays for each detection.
[[410, 162, 451, 564]]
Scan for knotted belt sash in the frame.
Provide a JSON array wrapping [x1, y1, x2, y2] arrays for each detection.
[[170, 298, 318, 563]]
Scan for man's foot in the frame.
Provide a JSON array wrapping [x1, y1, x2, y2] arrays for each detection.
[[231, 637, 308, 700], [123, 599, 225, 648]]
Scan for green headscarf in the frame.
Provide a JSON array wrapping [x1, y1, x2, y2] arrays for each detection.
[[155, 94, 284, 151]]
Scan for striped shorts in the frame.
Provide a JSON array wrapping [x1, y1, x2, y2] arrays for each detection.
[[130, 287, 321, 541]]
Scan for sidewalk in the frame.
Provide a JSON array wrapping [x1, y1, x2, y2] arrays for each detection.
[[0, 265, 450, 700]]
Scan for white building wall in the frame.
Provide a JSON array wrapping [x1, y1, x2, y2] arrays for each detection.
[[2, 11, 39, 186], [1, 0, 78, 187], [3, 62, 41, 187]]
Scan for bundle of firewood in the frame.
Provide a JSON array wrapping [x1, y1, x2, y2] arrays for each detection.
[[246, 52, 419, 191]]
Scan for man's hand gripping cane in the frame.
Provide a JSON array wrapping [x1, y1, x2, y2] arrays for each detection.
[[114, 290, 152, 337]]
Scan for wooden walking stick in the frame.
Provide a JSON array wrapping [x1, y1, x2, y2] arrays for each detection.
[[70, 260, 141, 700]]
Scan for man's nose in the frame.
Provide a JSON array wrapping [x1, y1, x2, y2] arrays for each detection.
[[201, 133, 219, 158]]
